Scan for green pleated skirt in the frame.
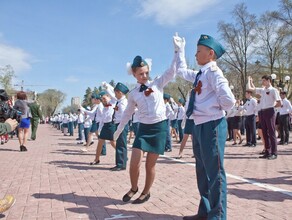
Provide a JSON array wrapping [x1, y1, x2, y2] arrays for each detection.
[[133, 120, 167, 155], [99, 122, 116, 141]]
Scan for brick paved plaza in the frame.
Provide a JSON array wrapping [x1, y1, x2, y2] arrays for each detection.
[[0, 124, 291, 220]]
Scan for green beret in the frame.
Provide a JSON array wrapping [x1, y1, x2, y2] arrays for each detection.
[[178, 98, 185, 104], [197, 34, 225, 59], [114, 82, 129, 94], [131, 55, 148, 68], [98, 90, 107, 97], [163, 93, 171, 100]]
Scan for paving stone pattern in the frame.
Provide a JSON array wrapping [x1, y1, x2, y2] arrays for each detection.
[[0, 124, 291, 219]]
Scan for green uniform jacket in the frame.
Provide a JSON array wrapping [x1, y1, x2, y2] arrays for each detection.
[[0, 123, 12, 135], [29, 102, 42, 119]]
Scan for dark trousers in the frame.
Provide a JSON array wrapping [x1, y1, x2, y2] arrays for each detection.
[[245, 114, 256, 145], [259, 108, 277, 155], [227, 117, 233, 140], [192, 118, 227, 219], [115, 123, 128, 168], [30, 117, 39, 140], [96, 123, 106, 155], [177, 119, 184, 142], [84, 127, 90, 143], [77, 123, 84, 140], [68, 122, 74, 136], [279, 114, 290, 143], [240, 116, 246, 135], [165, 119, 172, 150]]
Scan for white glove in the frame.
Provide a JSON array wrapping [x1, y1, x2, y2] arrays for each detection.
[[113, 127, 123, 141], [101, 81, 108, 89], [173, 32, 186, 53], [181, 117, 186, 130]]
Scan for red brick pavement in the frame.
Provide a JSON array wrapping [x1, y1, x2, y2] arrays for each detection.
[[0, 124, 291, 220]]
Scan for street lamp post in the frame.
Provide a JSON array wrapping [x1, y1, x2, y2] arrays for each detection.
[[271, 73, 291, 92]]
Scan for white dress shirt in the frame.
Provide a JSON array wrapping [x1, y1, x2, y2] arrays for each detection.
[[114, 54, 177, 137], [177, 105, 186, 120], [243, 97, 257, 116], [177, 57, 235, 125], [279, 98, 292, 115], [256, 86, 281, 109]]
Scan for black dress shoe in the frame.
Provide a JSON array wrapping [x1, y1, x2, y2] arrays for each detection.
[[132, 193, 150, 204], [243, 143, 251, 147], [278, 142, 284, 145], [122, 188, 138, 202], [20, 145, 27, 152], [259, 154, 270, 159], [89, 160, 100, 165], [183, 214, 207, 220], [268, 154, 277, 160]]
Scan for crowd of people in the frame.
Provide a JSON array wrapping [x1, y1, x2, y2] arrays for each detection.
[[47, 34, 233, 219], [1, 33, 292, 219], [47, 33, 292, 220]]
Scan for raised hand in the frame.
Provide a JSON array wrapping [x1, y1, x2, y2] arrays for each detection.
[[173, 32, 186, 52]]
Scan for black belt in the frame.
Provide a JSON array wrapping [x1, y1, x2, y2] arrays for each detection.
[[261, 107, 274, 112]]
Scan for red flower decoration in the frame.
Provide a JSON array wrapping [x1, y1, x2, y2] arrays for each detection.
[[194, 80, 202, 95], [144, 88, 154, 96], [104, 103, 112, 107]]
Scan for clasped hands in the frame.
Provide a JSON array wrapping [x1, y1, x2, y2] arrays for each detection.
[[173, 32, 185, 53]]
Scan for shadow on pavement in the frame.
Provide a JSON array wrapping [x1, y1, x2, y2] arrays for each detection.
[[51, 149, 95, 156], [227, 188, 292, 201], [49, 160, 112, 171], [0, 148, 19, 152], [32, 192, 180, 220]]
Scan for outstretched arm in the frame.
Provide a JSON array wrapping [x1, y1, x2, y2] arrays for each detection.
[[174, 34, 198, 83], [246, 76, 256, 92]]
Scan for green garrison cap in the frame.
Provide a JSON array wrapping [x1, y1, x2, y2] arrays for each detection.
[[98, 90, 107, 97], [114, 82, 129, 94], [91, 93, 101, 100], [131, 56, 148, 68], [163, 93, 171, 100], [197, 34, 225, 59], [178, 98, 185, 104]]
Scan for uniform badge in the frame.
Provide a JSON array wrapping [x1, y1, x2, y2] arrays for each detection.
[[140, 62, 144, 67], [211, 65, 218, 71], [144, 88, 154, 96], [194, 81, 202, 95]]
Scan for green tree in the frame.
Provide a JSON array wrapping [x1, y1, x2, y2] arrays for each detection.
[[82, 87, 92, 107], [38, 89, 66, 116], [62, 104, 79, 114], [0, 65, 15, 94], [109, 80, 116, 87], [164, 77, 192, 102]]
